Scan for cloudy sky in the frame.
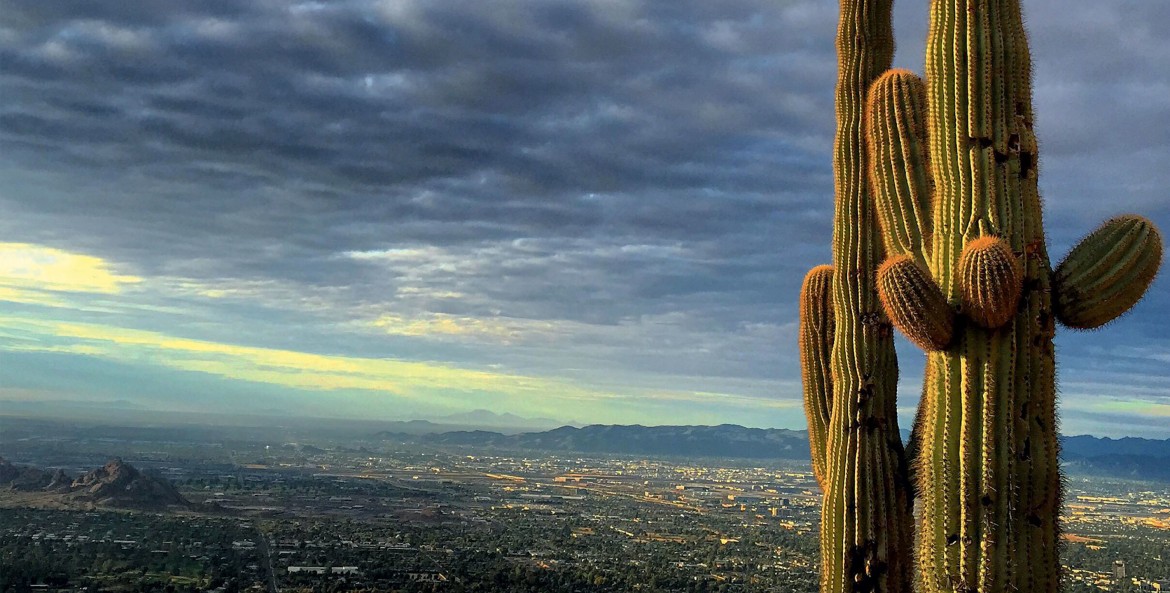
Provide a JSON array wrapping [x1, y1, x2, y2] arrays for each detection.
[[1, 0, 1167, 437]]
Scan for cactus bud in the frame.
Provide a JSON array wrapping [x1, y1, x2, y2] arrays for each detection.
[[958, 236, 1023, 329], [1054, 215, 1163, 329], [877, 255, 954, 351]]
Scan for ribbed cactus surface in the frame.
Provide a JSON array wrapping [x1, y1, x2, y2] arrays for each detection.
[[798, 0, 913, 591], [860, 1, 1163, 592], [1053, 215, 1163, 330], [802, 1, 1162, 592]]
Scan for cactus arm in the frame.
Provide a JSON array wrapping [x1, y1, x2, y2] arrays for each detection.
[[877, 255, 954, 351], [865, 69, 934, 266], [866, 68, 957, 352], [1054, 215, 1164, 329], [799, 265, 835, 489], [915, 0, 1064, 591]]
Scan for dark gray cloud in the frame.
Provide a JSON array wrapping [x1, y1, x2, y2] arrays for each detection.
[[0, 0, 833, 331], [0, 1, 835, 295], [0, 0, 1167, 433]]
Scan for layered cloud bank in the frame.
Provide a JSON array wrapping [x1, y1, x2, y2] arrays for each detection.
[[1, 0, 1167, 436]]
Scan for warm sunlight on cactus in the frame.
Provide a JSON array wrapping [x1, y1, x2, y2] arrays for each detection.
[[798, 1, 913, 592], [804, 0, 1163, 592]]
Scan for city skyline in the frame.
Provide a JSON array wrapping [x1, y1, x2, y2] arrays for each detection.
[[1, 0, 1168, 437]]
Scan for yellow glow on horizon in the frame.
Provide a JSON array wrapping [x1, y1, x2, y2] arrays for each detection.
[[1094, 400, 1170, 417], [372, 313, 553, 341], [0, 314, 795, 419], [0, 316, 641, 408], [45, 320, 541, 396], [1063, 396, 1170, 419], [0, 243, 141, 295], [0, 286, 68, 307]]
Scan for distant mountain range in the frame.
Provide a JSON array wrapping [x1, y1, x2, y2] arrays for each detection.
[[431, 409, 577, 431], [1060, 435, 1170, 481], [380, 424, 813, 460], [377, 424, 1170, 481], [0, 458, 189, 509], [0, 398, 153, 415]]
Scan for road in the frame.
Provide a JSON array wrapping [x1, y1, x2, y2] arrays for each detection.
[[255, 527, 278, 593]]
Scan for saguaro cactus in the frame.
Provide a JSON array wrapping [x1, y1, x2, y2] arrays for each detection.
[[798, 0, 913, 591], [860, 1, 1163, 592]]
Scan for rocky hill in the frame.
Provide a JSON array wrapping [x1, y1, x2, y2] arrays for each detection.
[[0, 457, 71, 491], [0, 458, 188, 508], [69, 459, 188, 508]]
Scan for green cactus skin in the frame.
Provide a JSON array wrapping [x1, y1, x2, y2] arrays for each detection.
[[866, 68, 933, 268], [1053, 215, 1163, 329], [797, 0, 913, 591], [867, 0, 1061, 589], [861, 1, 1163, 591]]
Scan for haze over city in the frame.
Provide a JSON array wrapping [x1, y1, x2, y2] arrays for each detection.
[[1, 0, 1168, 437]]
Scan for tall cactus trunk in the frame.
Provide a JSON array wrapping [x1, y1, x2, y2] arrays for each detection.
[[800, 0, 914, 591], [914, 1, 1062, 590], [804, 0, 1161, 588], [859, 0, 1162, 591]]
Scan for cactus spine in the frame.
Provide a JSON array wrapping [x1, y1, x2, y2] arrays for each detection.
[[799, 0, 913, 591], [859, 0, 1163, 591]]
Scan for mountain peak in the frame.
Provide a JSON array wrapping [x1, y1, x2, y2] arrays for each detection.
[[70, 458, 187, 508]]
